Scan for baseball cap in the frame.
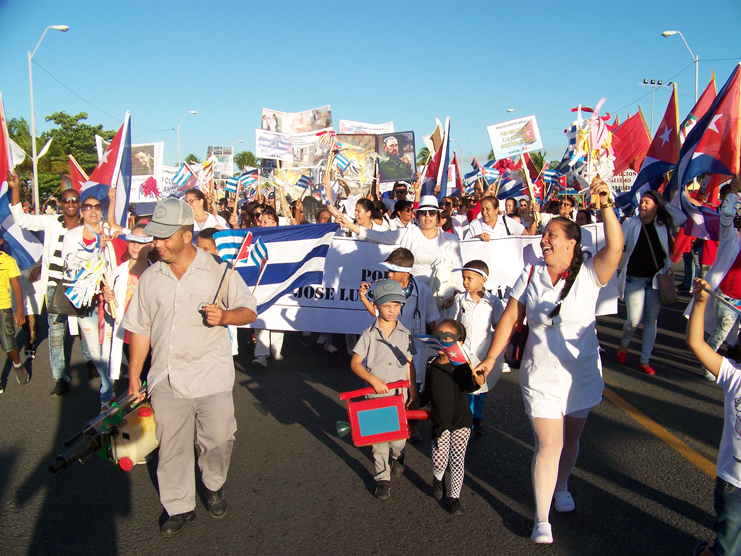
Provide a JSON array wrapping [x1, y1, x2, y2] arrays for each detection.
[[373, 279, 407, 307], [143, 198, 194, 238]]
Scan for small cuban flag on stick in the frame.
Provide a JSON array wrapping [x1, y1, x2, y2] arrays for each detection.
[[249, 237, 269, 294], [417, 335, 471, 367], [214, 232, 252, 305]]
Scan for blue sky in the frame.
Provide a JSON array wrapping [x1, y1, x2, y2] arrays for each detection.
[[0, 0, 739, 169]]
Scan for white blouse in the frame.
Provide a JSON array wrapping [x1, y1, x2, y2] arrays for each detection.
[[510, 258, 606, 416], [466, 214, 525, 239]]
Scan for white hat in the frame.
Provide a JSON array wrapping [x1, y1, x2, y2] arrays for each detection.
[[417, 195, 441, 212]]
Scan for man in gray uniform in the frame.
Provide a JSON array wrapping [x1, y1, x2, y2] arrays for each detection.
[[124, 198, 257, 536]]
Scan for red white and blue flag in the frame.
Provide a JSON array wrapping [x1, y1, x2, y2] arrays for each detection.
[[418, 335, 469, 366], [86, 112, 132, 227], [68, 154, 89, 193]]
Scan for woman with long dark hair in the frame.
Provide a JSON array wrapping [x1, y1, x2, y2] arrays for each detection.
[[474, 179, 623, 544], [616, 190, 686, 374]]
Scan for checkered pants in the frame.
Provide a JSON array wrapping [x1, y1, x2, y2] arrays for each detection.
[[431, 428, 471, 499]]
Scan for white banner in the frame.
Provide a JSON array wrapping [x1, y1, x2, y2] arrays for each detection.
[[255, 129, 293, 161], [338, 120, 395, 134], [249, 224, 617, 332], [487, 115, 544, 160]]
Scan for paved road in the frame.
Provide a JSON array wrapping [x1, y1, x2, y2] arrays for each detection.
[[0, 284, 724, 556]]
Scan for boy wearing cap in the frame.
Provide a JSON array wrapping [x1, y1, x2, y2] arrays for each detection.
[[123, 198, 257, 536], [451, 260, 506, 435], [351, 279, 417, 500]]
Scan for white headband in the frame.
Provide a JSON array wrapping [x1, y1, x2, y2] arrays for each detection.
[[453, 267, 488, 279], [381, 262, 413, 273]]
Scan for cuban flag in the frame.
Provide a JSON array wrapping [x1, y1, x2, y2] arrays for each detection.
[[249, 237, 268, 269], [68, 154, 89, 193], [673, 63, 740, 191], [464, 158, 481, 187], [0, 92, 43, 269], [334, 153, 350, 172], [239, 169, 258, 186], [225, 177, 239, 193], [212, 224, 339, 314], [418, 335, 469, 366], [296, 174, 312, 188], [86, 112, 132, 227], [671, 186, 720, 241], [172, 163, 195, 188]]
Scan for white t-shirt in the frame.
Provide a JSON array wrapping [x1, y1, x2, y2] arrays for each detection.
[[467, 214, 525, 239], [511, 259, 606, 417], [194, 213, 228, 232], [716, 357, 741, 488]]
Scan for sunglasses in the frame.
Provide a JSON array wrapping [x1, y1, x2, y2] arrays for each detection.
[[417, 210, 438, 217], [82, 203, 102, 211], [400, 207, 413, 212], [61, 197, 80, 204], [441, 201, 452, 207]]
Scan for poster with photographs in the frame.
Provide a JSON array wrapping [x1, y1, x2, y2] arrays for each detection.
[[376, 131, 416, 183], [261, 105, 332, 134], [335, 134, 377, 187], [207, 146, 234, 180]]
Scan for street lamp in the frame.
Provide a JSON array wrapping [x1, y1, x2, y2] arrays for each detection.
[[28, 25, 69, 215], [176, 110, 197, 166], [662, 30, 698, 102], [507, 108, 522, 118], [639, 79, 672, 134]]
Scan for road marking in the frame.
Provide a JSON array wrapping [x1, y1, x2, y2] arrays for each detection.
[[603, 387, 716, 477]]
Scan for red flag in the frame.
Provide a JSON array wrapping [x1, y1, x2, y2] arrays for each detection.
[[451, 153, 463, 193], [611, 110, 652, 174], [0, 93, 11, 197], [235, 232, 253, 262], [68, 154, 89, 193], [89, 124, 124, 186], [516, 152, 540, 182], [646, 84, 681, 166], [681, 73, 718, 142]]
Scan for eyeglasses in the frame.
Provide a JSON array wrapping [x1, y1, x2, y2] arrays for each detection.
[[82, 204, 102, 211], [400, 207, 413, 212], [185, 198, 199, 205], [61, 197, 80, 204], [560, 202, 573, 208], [417, 210, 438, 217]]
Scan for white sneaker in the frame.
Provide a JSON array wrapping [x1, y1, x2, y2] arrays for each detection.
[[554, 491, 575, 512], [252, 356, 268, 367], [531, 522, 553, 544], [316, 334, 326, 345], [324, 344, 338, 354], [703, 369, 717, 382], [272, 353, 284, 362]]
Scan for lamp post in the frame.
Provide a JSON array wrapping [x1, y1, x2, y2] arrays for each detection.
[[507, 108, 522, 118], [662, 30, 698, 102], [28, 25, 68, 215], [177, 110, 197, 165], [639, 79, 672, 134]]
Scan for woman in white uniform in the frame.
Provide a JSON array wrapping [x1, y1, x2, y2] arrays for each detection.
[[185, 189, 228, 231], [474, 179, 623, 545]]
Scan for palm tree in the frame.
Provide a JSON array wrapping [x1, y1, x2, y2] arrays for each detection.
[[234, 150, 259, 171], [528, 151, 546, 173], [487, 149, 496, 162], [184, 153, 201, 165], [7, 117, 66, 174], [417, 147, 430, 166]]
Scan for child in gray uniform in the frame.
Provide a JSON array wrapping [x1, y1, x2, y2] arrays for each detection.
[[351, 279, 417, 500]]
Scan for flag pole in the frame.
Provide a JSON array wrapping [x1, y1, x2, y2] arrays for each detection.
[[214, 262, 238, 307], [252, 259, 268, 295]]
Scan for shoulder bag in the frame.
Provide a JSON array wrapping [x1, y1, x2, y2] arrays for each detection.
[[503, 266, 535, 369], [640, 220, 677, 305]]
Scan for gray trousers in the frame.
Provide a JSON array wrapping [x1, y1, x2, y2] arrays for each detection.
[[372, 439, 406, 482], [151, 379, 237, 516]]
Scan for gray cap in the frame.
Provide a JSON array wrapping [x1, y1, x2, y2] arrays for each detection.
[[373, 279, 407, 307], [143, 198, 194, 238]]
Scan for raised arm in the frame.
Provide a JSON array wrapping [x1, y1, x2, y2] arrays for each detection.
[[687, 278, 723, 377], [591, 177, 624, 285]]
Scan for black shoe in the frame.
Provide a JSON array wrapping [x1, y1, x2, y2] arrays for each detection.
[[375, 481, 390, 501], [450, 498, 464, 515], [432, 478, 444, 501], [87, 362, 99, 379], [50, 379, 69, 396], [14, 364, 29, 385], [205, 487, 228, 518], [160, 511, 195, 536], [391, 456, 405, 477], [473, 418, 484, 436]]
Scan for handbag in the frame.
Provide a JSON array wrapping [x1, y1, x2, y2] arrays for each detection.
[[640, 220, 677, 305], [47, 281, 91, 317], [503, 266, 535, 369]]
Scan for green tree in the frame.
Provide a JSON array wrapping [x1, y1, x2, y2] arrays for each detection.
[[185, 153, 201, 165], [549, 160, 561, 170], [41, 111, 115, 174], [487, 149, 496, 162], [7, 117, 66, 175], [417, 147, 430, 166], [234, 150, 258, 171]]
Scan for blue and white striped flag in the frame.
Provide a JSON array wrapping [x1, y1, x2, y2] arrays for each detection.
[[334, 153, 350, 172], [239, 169, 258, 186], [296, 174, 312, 188], [250, 237, 268, 268], [172, 163, 194, 188], [225, 177, 239, 193], [212, 224, 340, 314]]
